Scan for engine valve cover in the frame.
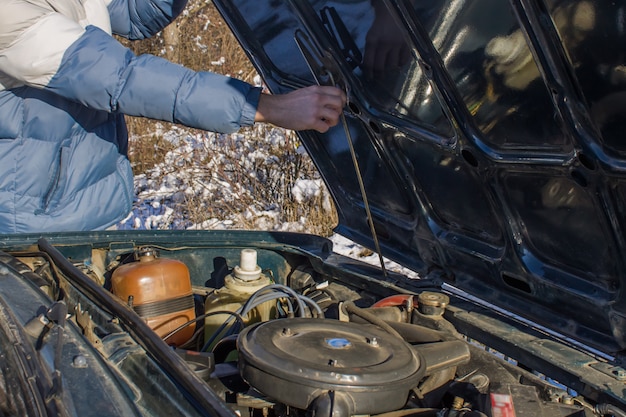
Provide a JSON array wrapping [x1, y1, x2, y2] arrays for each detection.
[[237, 318, 425, 415]]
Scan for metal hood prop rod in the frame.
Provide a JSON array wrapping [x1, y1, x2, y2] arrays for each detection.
[[294, 25, 388, 278]]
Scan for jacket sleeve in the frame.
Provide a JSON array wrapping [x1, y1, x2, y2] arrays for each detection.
[[107, 0, 188, 39], [0, 7, 260, 133]]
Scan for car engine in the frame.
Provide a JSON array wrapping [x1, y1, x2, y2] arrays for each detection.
[[102, 246, 595, 417], [6, 239, 616, 417]]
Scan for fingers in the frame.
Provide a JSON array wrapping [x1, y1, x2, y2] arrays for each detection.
[[296, 85, 346, 133], [314, 107, 342, 133], [254, 85, 347, 133], [310, 85, 347, 110]]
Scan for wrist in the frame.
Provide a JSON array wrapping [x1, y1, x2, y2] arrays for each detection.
[[255, 93, 273, 123]]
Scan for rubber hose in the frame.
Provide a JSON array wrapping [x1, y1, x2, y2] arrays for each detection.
[[372, 294, 414, 308], [595, 403, 626, 417], [342, 301, 404, 339]]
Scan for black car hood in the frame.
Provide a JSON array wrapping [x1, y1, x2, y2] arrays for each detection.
[[213, 0, 626, 356]]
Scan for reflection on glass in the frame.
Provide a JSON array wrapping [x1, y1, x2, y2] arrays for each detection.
[[308, 0, 454, 137], [419, 0, 568, 149], [232, 0, 607, 151], [232, 0, 455, 134], [545, 0, 626, 155], [306, 0, 570, 149]]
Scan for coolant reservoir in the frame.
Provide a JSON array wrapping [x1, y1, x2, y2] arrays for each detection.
[[111, 247, 196, 347], [204, 249, 273, 348]]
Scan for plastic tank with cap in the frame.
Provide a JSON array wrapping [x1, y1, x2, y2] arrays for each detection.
[[204, 248, 274, 349], [111, 247, 196, 347]]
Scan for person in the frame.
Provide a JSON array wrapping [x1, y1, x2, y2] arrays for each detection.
[[0, 0, 346, 234]]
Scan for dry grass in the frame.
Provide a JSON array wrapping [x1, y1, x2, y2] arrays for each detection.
[[125, 123, 177, 173], [118, 1, 338, 235]]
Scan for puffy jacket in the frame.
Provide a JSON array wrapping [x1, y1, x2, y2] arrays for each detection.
[[0, 0, 261, 233]]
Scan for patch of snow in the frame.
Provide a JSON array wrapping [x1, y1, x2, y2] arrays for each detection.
[[211, 56, 226, 66], [121, 125, 419, 279], [328, 234, 420, 279]]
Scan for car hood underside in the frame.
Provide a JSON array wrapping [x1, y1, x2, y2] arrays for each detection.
[[213, 0, 626, 357]]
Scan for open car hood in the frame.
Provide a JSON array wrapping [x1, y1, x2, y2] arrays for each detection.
[[213, 0, 626, 356]]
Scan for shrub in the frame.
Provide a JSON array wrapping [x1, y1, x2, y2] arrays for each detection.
[[118, 1, 338, 235]]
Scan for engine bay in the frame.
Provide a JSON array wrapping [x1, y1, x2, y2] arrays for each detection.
[[3, 235, 622, 417]]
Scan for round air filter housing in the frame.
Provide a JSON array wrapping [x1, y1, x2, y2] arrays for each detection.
[[237, 318, 424, 415]]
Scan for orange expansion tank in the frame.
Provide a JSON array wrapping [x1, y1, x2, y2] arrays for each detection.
[[111, 247, 196, 346]]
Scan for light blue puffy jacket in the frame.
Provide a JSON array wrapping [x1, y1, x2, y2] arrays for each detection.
[[0, 0, 261, 233]]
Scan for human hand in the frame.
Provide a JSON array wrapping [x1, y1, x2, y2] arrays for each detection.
[[255, 85, 347, 133]]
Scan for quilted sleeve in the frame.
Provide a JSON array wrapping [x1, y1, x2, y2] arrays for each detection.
[[107, 0, 188, 39], [0, 5, 260, 133], [51, 26, 261, 132]]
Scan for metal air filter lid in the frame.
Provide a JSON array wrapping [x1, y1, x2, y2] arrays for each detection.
[[237, 318, 424, 414]]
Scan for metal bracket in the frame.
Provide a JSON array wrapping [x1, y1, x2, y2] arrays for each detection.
[[75, 303, 103, 353]]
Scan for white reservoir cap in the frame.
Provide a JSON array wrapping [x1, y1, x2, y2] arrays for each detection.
[[234, 249, 262, 281]]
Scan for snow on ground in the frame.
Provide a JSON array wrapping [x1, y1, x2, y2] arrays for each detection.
[[121, 125, 420, 278], [328, 234, 420, 279]]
